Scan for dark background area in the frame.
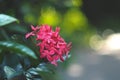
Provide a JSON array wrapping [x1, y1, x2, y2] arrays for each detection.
[[83, 0, 120, 31]]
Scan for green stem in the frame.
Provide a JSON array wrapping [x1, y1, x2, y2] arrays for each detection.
[[0, 28, 10, 41]]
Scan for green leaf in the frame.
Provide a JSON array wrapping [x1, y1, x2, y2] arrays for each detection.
[[26, 68, 42, 80], [4, 66, 26, 80], [7, 25, 28, 33], [28, 63, 55, 74], [26, 63, 56, 80], [36, 63, 54, 73], [4, 66, 16, 79], [0, 41, 37, 59], [0, 14, 18, 27], [0, 65, 5, 79]]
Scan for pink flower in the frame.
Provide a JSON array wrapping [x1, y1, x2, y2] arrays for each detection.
[[26, 25, 72, 66]]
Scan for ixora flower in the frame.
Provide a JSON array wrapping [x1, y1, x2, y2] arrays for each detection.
[[26, 25, 72, 66]]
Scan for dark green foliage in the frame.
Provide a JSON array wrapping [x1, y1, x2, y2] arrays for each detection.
[[0, 14, 66, 80], [0, 41, 37, 59]]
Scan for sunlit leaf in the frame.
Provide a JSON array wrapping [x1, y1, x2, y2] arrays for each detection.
[[26, 63, 55, 80], [27, 63, 54, 74], [28, 68, 39, 75], [35, 63, 56, 80], [4, 66, 26, 80], [4, 66, 16, 79], [26, 68, 42, 80], [35, 63, 55, 74], [0, 41, 37, 59], [0, 14, 18, 27]]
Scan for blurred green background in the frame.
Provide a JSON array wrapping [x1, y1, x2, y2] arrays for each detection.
[[0, 0, 96, 46], [1, 0, 120, 80]]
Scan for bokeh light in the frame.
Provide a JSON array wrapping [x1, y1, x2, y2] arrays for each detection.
[[67, 64, 84, 78], [38, 6, 61, 27]]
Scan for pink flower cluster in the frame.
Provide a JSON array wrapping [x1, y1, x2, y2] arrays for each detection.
[[26, 25, 71, 66]]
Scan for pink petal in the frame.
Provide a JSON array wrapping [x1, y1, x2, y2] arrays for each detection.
[[47, 55, 53, 62], [51, 60, 57, 66], [25, 32, 35, 38], [49, 50, 55, 55], [60, 56, 64, 62], [31, 25, 36, 30]]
